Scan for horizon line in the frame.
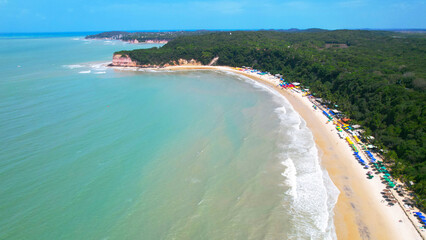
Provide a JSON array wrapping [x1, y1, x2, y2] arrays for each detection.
[[1, 28, 426, 35]]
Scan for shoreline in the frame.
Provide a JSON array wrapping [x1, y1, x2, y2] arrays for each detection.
[[86, 38, 168, 45], [111, 65, 423, 239]]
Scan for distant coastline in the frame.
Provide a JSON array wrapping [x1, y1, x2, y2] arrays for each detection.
[[84, 30, 214, 44], [90, 38, 168, 44]]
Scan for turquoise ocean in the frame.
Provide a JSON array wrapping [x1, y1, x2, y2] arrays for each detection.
[[0, 35, 339, 239]]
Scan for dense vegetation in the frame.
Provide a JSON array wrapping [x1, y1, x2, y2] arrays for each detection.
[[116, 30, 426, 207], [86, 30, 212, 42]]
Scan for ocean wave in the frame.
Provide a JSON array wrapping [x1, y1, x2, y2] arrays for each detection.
[[240, 75, 339, 240], [281, 158, 298, 199], [63, 64, 84, 69], [90, 62, 109, 71], [103, 41, 116, 45], [63, 62, 111, 74]]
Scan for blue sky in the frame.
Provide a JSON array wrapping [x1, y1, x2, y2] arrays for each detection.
[[0, 0, 425, 32]]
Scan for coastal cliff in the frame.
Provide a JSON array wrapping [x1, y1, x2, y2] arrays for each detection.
[[111, 54, 138, 67], [111, 54, 203, 68]]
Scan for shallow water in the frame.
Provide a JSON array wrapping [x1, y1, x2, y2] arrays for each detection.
[[0, 36, 338, 239]]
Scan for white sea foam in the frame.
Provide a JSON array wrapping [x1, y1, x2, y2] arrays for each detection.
[[281, 158, 297, 199], [238, 74, 339, 240], [64, 62, 111, 74], [144, 69, 159, 72], [90, 62, 109, 71], [103, 41, 115, 45], [63, 64, 84, 69]]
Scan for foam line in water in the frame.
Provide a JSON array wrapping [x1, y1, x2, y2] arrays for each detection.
[[90, 62, 110, 70], [281, 158, 297, 199], [63, 64, 84, 69], [233, 73, 339, 240]]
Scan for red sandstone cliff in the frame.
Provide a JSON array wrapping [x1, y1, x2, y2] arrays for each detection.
[[111, 54, 204, 68], [111, 54, 138, 67]]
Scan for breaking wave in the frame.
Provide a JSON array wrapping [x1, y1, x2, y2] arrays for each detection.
[[238, 74, 340, 240]]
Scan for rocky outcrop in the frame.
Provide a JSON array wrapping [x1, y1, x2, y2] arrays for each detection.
[[111, 54, 138, 67], [111, 55, 204, 68], [177, 58, 202, 65], [162, 59, 202, 67]]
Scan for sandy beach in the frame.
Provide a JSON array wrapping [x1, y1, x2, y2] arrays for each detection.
[[113, 64, 423, 239], [165, 66, 425, 239], [270, 84, 423, 240]]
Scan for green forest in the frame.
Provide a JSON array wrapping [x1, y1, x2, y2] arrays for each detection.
[[116, 30, 426, 208]]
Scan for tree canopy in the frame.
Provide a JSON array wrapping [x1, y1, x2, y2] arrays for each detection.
[[116, 30, 426, 207]]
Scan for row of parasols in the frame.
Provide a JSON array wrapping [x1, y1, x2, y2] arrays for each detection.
[[322, 110, 333, 120], [279, 82, 296, 89], [382, 189, 397, 205], [365, 150, 377, 162], [381, 174, 397, 188], [414, 212, 426, 228], [374, 162, 389, 173], [346, 137, 359, 152], [354, 151, 367, 166]]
